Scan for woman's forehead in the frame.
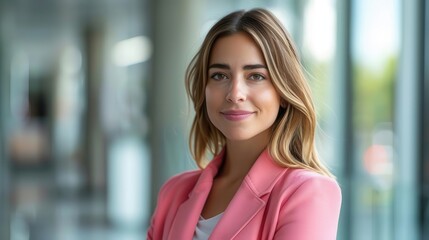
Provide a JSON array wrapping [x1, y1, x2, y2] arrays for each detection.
[[208, 33, 266, 65]]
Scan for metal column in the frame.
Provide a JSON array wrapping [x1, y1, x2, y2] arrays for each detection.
[[0, 0, 10, 238], [334, 0, 353, 239], [394, 0, 424, 239]]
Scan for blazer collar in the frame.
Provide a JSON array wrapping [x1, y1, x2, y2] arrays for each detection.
[[244, 149, 288, 196], [192, 149, 226, 193], [194, 148, 287, 195], [168, 148, 288, 240]]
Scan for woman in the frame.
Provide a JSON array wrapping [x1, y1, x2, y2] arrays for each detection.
[[147, 8, 341, 240]]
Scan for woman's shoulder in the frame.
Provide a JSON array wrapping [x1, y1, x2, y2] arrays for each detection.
[[275, 168, 341, 200], [266, 170, 341, 238], [287, 168, 339, 185], [158, 169, 203, 198]]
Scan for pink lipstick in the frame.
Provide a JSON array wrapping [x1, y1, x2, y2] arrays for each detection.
[[221, 110, 254, 121]]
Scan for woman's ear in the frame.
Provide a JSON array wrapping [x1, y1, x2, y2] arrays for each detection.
[[280, 100, 287, 108]]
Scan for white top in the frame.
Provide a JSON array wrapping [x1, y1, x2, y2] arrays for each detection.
[[193, 213, 223, 240]]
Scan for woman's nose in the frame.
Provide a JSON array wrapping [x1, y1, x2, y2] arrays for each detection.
[[226, 78, 247, 103]]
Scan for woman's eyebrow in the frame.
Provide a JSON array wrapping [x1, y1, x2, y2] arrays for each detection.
[[208, 63, 267, 70], [208, 63, 229, 69], [243, 64, 267, 70]]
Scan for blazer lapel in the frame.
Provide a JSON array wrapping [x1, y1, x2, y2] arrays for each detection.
[[168, 186, 211, 239], [167, 151, 225, 240], [209, 180, 265, 240], [209, 149, 287, 239]]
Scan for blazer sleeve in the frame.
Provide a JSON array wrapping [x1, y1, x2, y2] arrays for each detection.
[[274, 176, 342, 240]]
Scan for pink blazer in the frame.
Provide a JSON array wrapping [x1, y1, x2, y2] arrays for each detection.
[[147, 149, 341, 240]]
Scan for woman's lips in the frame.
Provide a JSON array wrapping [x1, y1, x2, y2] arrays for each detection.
[[221, 110, 254, 121]]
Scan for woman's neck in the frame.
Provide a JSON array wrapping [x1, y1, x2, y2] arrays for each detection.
[[218, 132, 270, 181]]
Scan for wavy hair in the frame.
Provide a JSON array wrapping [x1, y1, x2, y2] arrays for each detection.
[[185, 8, 333, 177]]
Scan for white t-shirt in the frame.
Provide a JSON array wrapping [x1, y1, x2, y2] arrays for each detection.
[[193, 213, 224, 240]]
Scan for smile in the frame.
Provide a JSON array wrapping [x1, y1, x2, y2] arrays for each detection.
[[221, 110, 254, 121]]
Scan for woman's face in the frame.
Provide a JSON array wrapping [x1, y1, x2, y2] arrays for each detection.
[[205, 32, 281, 142]]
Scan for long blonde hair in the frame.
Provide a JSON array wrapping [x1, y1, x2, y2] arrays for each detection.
[[185, 8, 334, 177]]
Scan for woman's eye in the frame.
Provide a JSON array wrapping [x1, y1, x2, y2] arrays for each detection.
[[210, 73, 228, 80], [249, 74, 266, 81]]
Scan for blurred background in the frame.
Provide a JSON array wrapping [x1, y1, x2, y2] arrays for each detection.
[[0, 0, 427, 239]]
